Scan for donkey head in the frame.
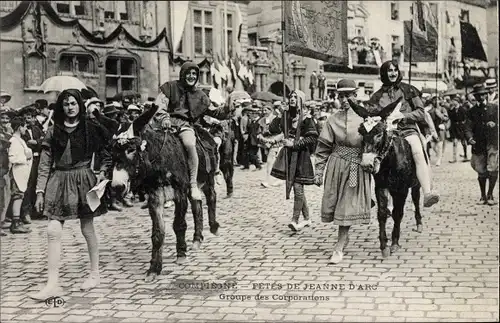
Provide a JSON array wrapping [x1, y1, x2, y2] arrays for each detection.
[[110, 135, 146, 198], [350, 97, 404, 174]]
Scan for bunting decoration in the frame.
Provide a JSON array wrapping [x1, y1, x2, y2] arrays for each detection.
[[283, 1, 348, 64], [170, 1, 190, 53]]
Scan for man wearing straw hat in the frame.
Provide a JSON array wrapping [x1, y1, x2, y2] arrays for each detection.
[[484, 78, 498, 103], [465, 83, 498, 206]]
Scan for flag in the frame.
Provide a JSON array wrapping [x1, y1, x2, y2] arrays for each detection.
[[235, 3, 243, 42], [217, 54, 227, 81], [170, 1, 190, 52], [404, 1, 438, 63], [283, 1, 348, 65], [246, 64, 254, 85], [460, 21, 487, 62], [211, 63, 221, 88]]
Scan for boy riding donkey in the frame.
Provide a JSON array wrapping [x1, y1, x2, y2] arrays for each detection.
[[154, 62, 230, 200]]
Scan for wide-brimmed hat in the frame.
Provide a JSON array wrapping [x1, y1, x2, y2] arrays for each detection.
[[471, 84, 490, 95], [85, 97, 103, 109], [0, 91, 12, 104], [484, 78, 497, 89], [103, 102, 121, 115], [336, 79, 358, 92]]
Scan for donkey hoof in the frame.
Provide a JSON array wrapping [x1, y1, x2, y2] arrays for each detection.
[[390, 244, 401, 254], [192, 241, 202, 250], [210, 223, 220, 236], [414, 224, 423, 233], [176, 256, 187, 264], [381, 247, 391, 258], [144, 272, 158, 283]]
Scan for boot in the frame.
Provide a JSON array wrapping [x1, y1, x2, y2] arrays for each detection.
[[0, 229, 6, 236], [1, 221, 11, 230], [122, 197, 133, 208], [10, 219, 32, 234]]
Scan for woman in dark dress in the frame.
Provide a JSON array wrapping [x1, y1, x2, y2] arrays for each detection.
[[270, 90, 318, 232], [29, 89, 112, 301]]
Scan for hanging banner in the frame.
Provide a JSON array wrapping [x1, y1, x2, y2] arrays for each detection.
[[283, 1, 348, 64]]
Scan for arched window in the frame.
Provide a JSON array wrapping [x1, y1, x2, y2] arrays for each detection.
[[105, 57, 138, 101], [59, 53, 95, 75]]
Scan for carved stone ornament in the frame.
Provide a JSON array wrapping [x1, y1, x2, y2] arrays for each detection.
[[141, 0, 154, 40], [72, 25, 81, 43], [48, 47, 57, 61], [94, 1, 105, 36]]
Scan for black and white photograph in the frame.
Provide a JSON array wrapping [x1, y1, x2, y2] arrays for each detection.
[[0, 0, 498, 322]]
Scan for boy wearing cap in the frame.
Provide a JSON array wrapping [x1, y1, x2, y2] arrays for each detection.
[[465, 84, 498, 205]]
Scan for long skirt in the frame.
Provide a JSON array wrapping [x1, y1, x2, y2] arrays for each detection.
[[44, 165, 106, 221], [321, 155, 371, 226]]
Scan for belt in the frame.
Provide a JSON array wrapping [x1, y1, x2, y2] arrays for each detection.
[[331, 146, 362, 187]]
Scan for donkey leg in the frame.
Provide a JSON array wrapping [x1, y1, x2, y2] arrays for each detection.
[[202, 177, 219, 236], [411, 186, 423, 233], [145, 188, 165, 282], [173, 190, 189, 263], [390, 191, 408, 254], [375, 187, 391, 258], [189, 186, 204, 248]]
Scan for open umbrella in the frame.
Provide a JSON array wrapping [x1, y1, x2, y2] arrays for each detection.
[[251, 91, 282, 102], [229, 91, 251, 102], [39, 76, 87, 93], [113, 90, 141, 101]]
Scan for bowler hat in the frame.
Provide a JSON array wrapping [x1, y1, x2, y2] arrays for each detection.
[[35, 99, 48, 110], [0, 106, 16, 118], [336, 79, 358, 92], [85, 97, 103, 109], [471, 84, 489, 95]]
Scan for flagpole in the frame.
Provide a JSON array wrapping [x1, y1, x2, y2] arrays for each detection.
[[224, 1, 228, 90], [409, 6, 414, 85], [281, 0, 290, 200], [435, 3, 439, 97]]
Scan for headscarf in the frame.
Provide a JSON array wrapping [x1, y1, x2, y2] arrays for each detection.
[[380, 60, 403, 87], [53, 88, 87, 125], [179, 62, 199, 91]]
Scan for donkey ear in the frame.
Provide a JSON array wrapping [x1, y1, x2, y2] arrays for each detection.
[[379, 97, 403, 119], [348, 99, 372, 119]]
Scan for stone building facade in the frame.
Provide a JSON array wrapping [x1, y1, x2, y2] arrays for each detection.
[[248, 0, 493, 98], [0, 1, 250, 108]]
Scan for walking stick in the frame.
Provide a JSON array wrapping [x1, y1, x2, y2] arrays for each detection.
[[281, 1, 291, 200]]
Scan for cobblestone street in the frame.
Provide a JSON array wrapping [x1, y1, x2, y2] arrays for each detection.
[[1, 149, 499, 323]]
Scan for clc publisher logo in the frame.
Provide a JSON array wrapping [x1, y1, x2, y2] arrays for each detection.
[[45, 296, 65, 307]]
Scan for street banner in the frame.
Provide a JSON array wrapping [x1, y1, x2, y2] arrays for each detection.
[[283, 1, 348, 64], [460, 21, 487, 62], [404, 1, 438, 63]]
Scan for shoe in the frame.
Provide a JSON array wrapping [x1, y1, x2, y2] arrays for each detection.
[[22, 214, 32, 225], [29, 285, 65, 301], [486, 197, 497, 206], [164, 201, 174, 209], [141, 202, 148, 209], [1, 221, 11, 230], [109, 202, 123, 212], [449, 160, 457, 163], [423, 193, 439, 207], [288, 222, 299, 232], [0, 229, 6, 236], [300, 220, 312, 228], [226, 193, 233, 198], [122, 198, 133, 208], [81, 272, 100, 291], [261, 182, 269, 188], [10, 220, 32, 234], [271, 181, 281, 187], [241, 166, 249, 170], [477, 198, 487, 205], [328, 250, 343, 264], [191, 186, 202, 200]]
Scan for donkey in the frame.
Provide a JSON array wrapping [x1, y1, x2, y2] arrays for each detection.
[[350, 98, 423, 258], [110, 125, 220, 282]]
